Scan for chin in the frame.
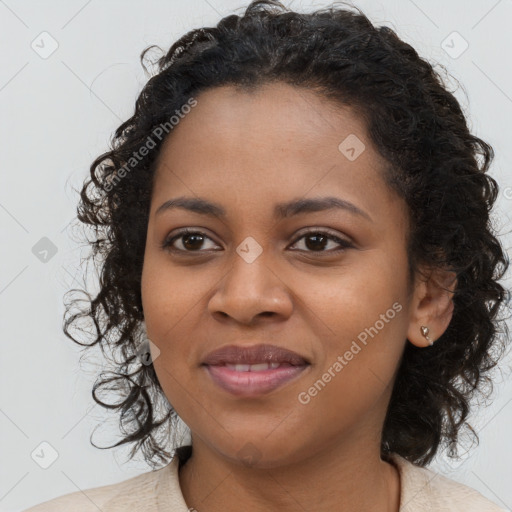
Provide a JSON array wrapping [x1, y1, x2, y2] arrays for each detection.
[[207, 434, 310, 470]]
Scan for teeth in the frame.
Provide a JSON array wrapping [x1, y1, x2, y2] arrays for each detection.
[[225, 362, 282, 371], [230, 364, 250, 372]]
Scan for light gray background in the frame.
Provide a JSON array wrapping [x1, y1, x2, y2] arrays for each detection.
[[1, 0, 511, 510]]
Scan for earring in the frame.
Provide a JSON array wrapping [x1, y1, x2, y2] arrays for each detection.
[[420, 326, 434, 346]]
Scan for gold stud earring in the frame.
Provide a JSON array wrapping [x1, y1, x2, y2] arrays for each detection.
[[420, 326, 434, 346]]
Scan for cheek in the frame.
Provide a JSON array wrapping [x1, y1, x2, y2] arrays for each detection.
[[294, 287, 406, 445], [293, 254, 408, 402], [141, 255, 206, 338], [140, 257, 221, 404], [291, 253, 407, 338], [140, 263, 200, 420]]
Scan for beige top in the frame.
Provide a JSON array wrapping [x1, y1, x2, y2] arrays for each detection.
[[23, 452, 507, 511]]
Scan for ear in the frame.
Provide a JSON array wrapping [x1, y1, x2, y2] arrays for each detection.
[[406, 266, 457, 348]]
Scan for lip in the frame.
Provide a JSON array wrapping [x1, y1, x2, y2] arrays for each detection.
[[202, 343, 310, 366], [202, 344, 311, 397]]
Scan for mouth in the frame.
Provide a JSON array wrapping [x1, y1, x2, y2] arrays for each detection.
[[201, 344, 311, 397]]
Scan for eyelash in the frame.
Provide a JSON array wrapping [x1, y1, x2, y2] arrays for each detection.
[[160, 228, 354, 255]]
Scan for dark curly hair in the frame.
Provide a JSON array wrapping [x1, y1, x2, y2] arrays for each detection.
[[63, 0, 511, 470]]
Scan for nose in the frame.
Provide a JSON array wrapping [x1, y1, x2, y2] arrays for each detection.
[[207, 252, 293, 326]]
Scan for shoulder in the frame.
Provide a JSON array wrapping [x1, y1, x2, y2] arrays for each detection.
[[21, 465, 167, 512], [388, 453, 508, 512]]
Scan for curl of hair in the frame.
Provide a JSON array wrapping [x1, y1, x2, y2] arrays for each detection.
[[63, 0, 511, 469]]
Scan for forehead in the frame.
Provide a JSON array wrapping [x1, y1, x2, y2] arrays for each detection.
[[151, 82, 403, 227], [156, 82, 373, 171]]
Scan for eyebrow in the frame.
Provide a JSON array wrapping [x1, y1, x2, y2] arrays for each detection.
[[155, 196, 373, 222]]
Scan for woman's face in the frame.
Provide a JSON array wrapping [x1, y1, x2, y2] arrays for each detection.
[[141, 82, 418, 467]]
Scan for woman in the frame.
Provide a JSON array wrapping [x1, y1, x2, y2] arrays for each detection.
[[25, 1, 510, 510]]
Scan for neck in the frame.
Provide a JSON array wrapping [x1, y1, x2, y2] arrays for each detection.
[[178, 435, 401, 512]]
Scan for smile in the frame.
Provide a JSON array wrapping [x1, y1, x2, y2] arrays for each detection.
[[201, 343, 311, 397], [203, 362, 310, 397]]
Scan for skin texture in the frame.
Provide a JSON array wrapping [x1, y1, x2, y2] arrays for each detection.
[[140, 82, 457, 512]]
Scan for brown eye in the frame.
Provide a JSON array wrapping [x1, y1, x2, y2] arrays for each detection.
[[289, 230, 353, 254], [161, 229, 219, 252], [160, 228, 353, 256]]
